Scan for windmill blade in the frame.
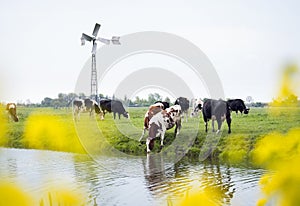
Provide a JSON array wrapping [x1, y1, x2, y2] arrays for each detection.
[[82, 33, 94, 42], [92, 23, 101, 37], [92, 42, 97, 54], [80, 36, 85, 46], [97, 37, 110, 45], [111, 36, 121, 45]]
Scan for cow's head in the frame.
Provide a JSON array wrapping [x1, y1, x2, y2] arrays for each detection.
[[123, 111, 130, 119], [191, 103, 202, 117], [244, 108, 250, 114], [162, 112, 174, 128]]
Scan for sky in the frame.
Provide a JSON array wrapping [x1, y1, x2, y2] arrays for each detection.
[[0, 0, 299, 103]]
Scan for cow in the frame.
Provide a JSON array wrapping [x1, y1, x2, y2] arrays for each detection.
[[191, 99, 203, 117], [6, 103, 19, 122], [73, 99, 85, 121], [202, 99, 231, 134], [140, 105, 182, 153], [73, 98, 104, 121], [154, 101, 170, 109], [84, 98, 103, 119], [100, 99, 129, 119], [175, 97, 189, 122], [227, 99, 250, 115], [139, 103, 166, 141]]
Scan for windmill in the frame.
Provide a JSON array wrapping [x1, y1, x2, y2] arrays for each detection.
[[81, 23, 120, 102]]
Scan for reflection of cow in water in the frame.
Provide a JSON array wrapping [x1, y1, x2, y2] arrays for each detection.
[[6, 103, 19, 122], [142, 153, 166, 193], [100, 99, 129, 119]]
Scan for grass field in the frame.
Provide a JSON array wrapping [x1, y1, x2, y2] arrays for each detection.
[[1, 106, 300, 165]]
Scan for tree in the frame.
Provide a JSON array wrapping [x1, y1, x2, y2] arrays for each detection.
[[41, 97, 53, 107], [148, 93, 162, 104], [164, 96, 171, 103]]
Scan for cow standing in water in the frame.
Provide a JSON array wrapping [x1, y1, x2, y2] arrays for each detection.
[[202, 99, 231, 134], [6, 103, 19, 122], [139, 102, 165, 141], [140, 103, 182, 153], [227, 99, 250, 115], [175, 97, 189, 122], [100, 99, 129, 119]]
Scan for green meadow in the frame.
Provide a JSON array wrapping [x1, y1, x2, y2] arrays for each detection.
[[1, 106, 300, 164]]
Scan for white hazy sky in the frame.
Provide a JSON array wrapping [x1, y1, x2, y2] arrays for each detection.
[[0, 0, 299, 103]]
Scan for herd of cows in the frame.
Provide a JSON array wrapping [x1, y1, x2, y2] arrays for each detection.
[[4, 97, 249, 153], [72, 97, 250, 152]]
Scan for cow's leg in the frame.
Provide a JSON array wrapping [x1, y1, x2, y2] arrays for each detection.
[[146, 138, 151, 153], [226, 116, 231, 134], [212, 119, 215, 132], [216, 119, 223, 134], [185, 112, 188, 122], [160, 130, 166, 150], [113, 112, 116, 119], [139, 128, 146, 142], [203, 116, 208, 132], [174, 120, 181, 136], [118, 113, 121, 119]]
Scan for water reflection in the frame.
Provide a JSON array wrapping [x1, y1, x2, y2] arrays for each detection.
[[0, 148, 264, 206]]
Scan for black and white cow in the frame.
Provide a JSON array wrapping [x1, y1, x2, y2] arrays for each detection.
[[227, 99, 250, 115], [73, 98, 103, 121], [175, 97, 189, 122], [6, 103, 19, 122], [154, 101, 170, 109], [145, 105, 182, 153], [191, 99, 203, 117], [73, 99, 85, 121], [100, 99, 129, 119], [202, 99, 231, 134], [84, 98, 103, 119]]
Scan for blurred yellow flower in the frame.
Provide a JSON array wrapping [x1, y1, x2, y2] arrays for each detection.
[[23, 113, 85, 153], [0, 182, 33, 206], [252, 128, 300, 206], [0, 105, 8, 146]]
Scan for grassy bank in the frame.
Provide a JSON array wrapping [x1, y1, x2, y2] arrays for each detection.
[[1, 106, 300, 164]]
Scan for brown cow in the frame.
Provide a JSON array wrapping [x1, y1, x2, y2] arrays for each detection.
[[139, 103, 164, 141], [6, 103, 19, 122]]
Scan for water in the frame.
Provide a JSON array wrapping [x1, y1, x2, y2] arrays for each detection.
[[0, 148, 265, 205]]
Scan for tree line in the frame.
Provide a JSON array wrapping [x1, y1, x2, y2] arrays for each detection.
[[21, 92, 170, 108], [16, 92, 298, 108]]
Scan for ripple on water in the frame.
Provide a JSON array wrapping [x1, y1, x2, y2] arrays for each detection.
[[0, 148, 265, 206]]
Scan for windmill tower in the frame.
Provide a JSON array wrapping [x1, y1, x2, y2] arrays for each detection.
[[81, 23, 120, 102]]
